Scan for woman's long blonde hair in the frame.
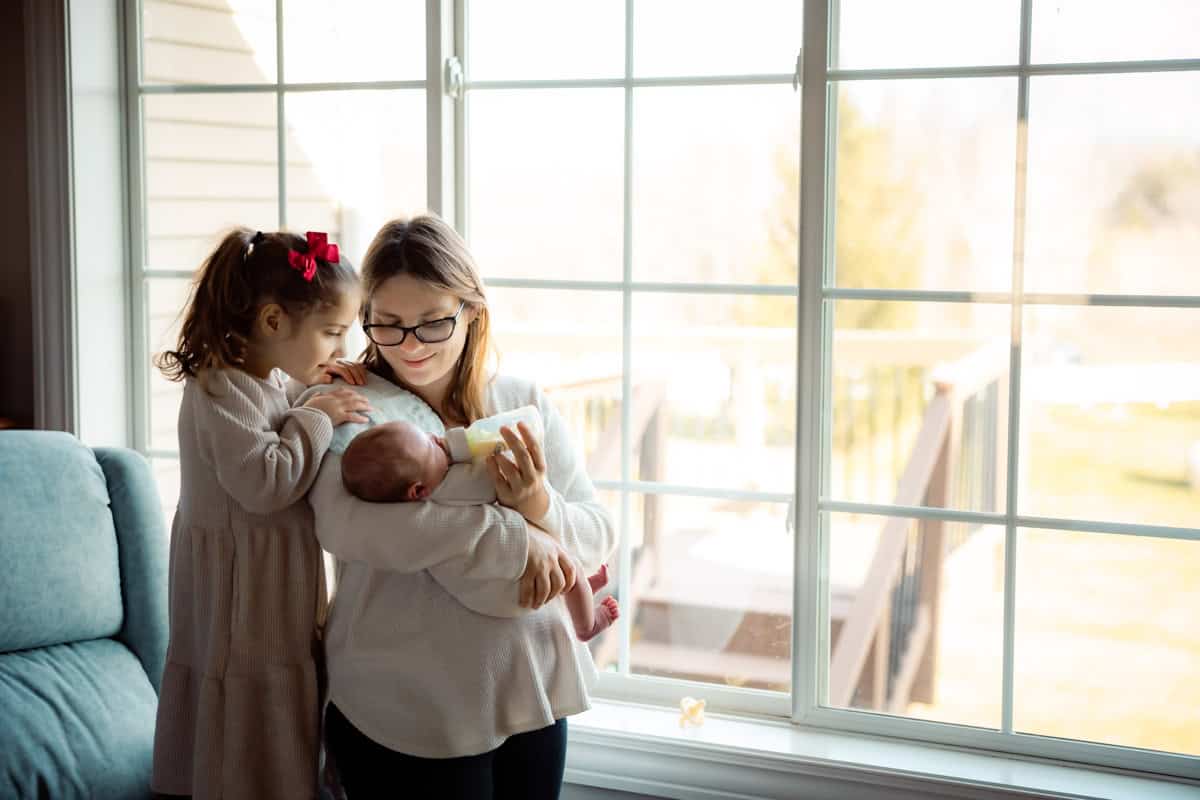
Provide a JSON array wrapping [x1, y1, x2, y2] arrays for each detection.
[[359, 215, 494, 424]]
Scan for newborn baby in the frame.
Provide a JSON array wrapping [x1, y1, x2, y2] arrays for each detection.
[[342, 419, 619, 641]]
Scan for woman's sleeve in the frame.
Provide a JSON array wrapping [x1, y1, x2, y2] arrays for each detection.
[[195, 380, 333, 515], [529, 386, 618, 574], [283, 374, 309, 405], [310, 453, 530, 580]]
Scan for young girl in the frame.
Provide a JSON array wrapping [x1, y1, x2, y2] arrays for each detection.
[[151, 228, 371, 800]]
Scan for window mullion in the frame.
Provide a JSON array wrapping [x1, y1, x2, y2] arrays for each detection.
[[426, 0, 457, 224], [793, 0, 831, 723], [617, 0, 635, 679], [453, 0, 467, 234], [1001, 0, 1035, 738], [125, 0, 148, 454], [275, 0, 286, 228]]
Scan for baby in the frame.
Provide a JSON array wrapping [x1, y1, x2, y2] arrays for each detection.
[[341, 419, 619, 642]]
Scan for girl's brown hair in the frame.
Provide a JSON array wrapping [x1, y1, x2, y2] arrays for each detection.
[[359, 215, 493, 424], [156, 228, 358, 381]]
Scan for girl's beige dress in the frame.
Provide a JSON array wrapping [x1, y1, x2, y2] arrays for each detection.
[[151, 368, 333, 800]]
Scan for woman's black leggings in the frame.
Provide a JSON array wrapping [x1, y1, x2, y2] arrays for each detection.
[[325, 703, 567, 800]]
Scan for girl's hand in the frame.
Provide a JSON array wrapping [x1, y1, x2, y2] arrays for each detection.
[[303, 388, 372, 426], [487, 422, 550, 523], [318, 359, 368, 386], [519, 527, 577, 609]]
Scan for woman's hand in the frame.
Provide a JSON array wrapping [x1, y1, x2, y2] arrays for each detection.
[[303, 388, 372, 426], [487, 422, 550, 524], [318, 359, 368, 386], [519, 527, 577, 609]]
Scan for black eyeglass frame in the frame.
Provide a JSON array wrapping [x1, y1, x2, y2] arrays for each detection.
[[362, 301, 467, 347]]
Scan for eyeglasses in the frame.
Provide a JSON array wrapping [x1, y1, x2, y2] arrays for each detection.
[[363, 301, 466, 347]]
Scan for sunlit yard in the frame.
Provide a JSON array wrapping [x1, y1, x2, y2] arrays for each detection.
[[911, 401, 1200, 755]]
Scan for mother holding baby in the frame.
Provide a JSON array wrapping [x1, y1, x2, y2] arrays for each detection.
[[308, 214, 616, 799]]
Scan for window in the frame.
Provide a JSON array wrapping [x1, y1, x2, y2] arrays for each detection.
[[134, 0, 428, 514], [126, 0, 1200, 779]]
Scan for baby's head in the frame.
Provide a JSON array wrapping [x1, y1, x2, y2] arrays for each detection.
[[341, 420, 450, 502]]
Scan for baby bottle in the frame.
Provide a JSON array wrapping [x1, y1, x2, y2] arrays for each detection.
[[445, 405, 544, 462]]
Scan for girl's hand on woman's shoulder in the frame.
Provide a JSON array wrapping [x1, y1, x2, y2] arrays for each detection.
[[303, 388, 372, 426], [318, 359, 369, 386]]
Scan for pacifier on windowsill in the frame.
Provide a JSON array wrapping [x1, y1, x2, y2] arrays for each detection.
[[679, 696, 706, 728]]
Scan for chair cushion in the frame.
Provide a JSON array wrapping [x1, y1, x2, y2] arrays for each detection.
[[0, 638, 157, 799], [0, 431, 123, 653]]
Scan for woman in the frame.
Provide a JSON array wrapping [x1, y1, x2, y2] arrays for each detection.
[[309, 215, 616, 799]]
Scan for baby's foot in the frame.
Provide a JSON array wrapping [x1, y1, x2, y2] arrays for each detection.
[[578, 596, 620, 643], [587, 564, 610, 593]]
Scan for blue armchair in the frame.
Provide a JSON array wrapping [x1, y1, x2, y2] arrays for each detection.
[[0, 431, 168, 799]]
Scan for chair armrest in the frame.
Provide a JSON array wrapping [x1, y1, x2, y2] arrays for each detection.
[[94, 447, 169, 696]]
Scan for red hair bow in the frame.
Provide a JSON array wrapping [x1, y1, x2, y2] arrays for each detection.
[[288, 231, 340, 281]]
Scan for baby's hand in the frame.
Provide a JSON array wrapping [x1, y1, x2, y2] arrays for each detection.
[[303, 388, 372, 426], [317, 359, 368, 386]]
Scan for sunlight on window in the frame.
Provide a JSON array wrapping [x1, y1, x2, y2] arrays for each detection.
[[1025, 72, 1200, 295], [828, 514, 1006, 729], [467, 89, 625, 281], [142, 0, 276, 84], [468, 0, 622, 80], [835, 0, 1019, 69], [283, 0, 425, 83], [1015, 529, 1200, 756], [1032, 0, 1200, 63]]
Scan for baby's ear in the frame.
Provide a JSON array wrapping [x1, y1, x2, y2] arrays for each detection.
[[406, 483, 430, 501]]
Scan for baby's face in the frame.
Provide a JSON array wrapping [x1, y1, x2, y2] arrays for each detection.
[[380, 421, 451, 494]]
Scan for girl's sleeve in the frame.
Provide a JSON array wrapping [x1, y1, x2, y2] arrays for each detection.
[[309, 453, 530, 580], [194, 379, 334, 515], [528, 386, 618, 575]]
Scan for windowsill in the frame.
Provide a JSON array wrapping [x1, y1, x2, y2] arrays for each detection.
[[565, 700, 1199, 800]]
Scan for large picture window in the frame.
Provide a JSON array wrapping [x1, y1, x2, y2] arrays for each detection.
[[128, 0, 1200, 778]]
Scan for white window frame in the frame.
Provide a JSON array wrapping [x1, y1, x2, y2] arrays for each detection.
[[796, 0, 1200, 782], [115, 0, 1200, 783]]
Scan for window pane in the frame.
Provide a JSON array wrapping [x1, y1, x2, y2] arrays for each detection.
[[144, 93, 278, 270], [468, 0, 623, 80], [833, 1, 1019, 70], [147, 279, 192, 453], [830, 301, 1010, 512], [1024, 73, 1200, 295], [142, 0, 276, 85], [831, 80, 1017, 292], [1014, 528, 1200, 756], [634, 0, 801, 77], [630, 494, 792, 693], [467, 90, 623, 281], [285, 91, 426, 263], [632, 85, 799, 285], [488, 288, 624, 483], [283, 0, 424, 83], [632, 293, 796, 495], [152, 457, 182, 528], [1031, 0, 1200, 64], [827, 513, 1004, 728], [1020, 306, 1200, 530]]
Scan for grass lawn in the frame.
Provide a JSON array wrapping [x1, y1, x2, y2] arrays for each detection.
[[911, 401, 1200, 756]]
